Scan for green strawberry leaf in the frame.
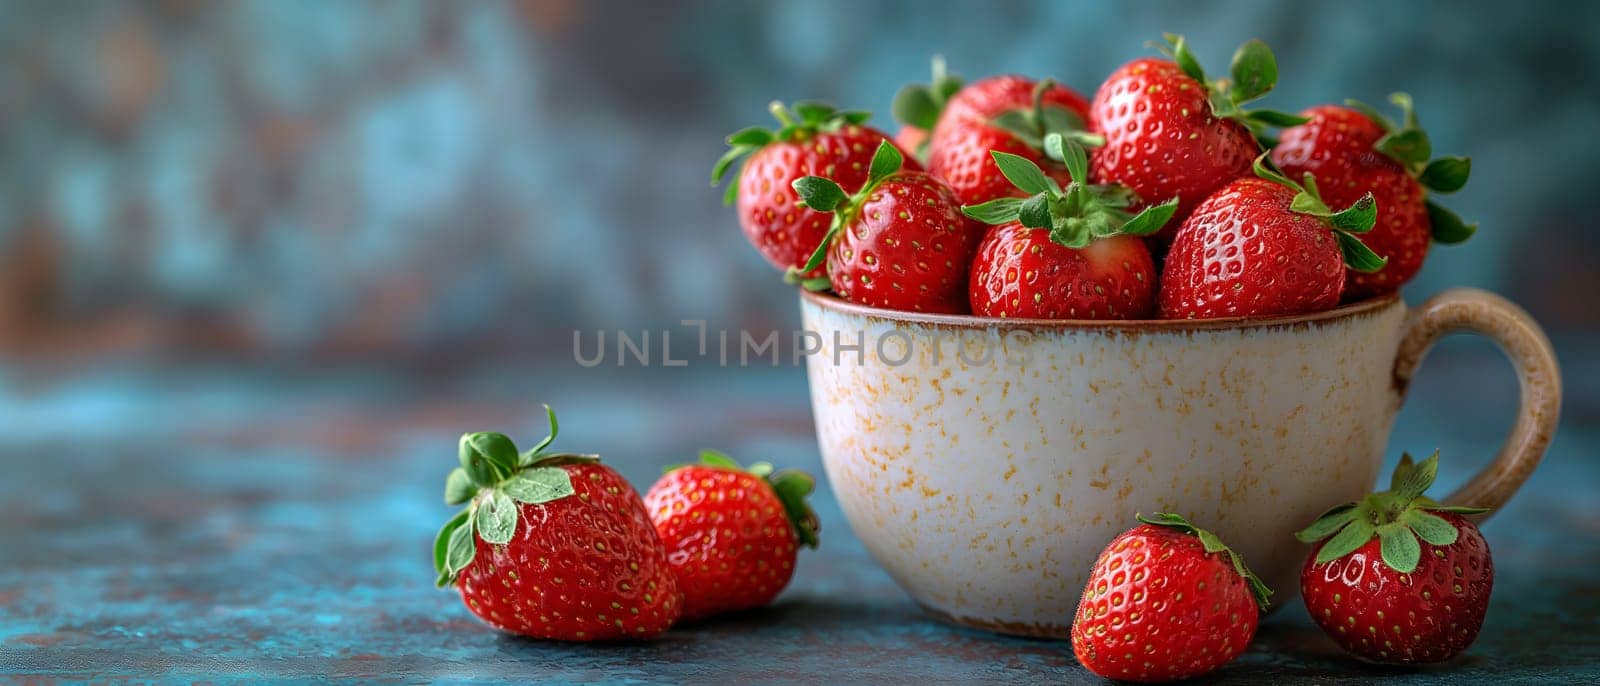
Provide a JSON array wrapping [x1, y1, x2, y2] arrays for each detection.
[[1043, 133, 1090, 186], [1335, 232, 1388, 274], [467, 432, 518, 472], [962, 197, 1026, 225], [770, 468, 820, 548], [1401, 509, 1459, 546], [1377, 523, 1422, 574], [1419, 156, 1471, 194], [1164, 34, 1207, 84], [1389, 452, 1418, 491], [1018, 194, 1053, 229], [712, 145, 754, 189], [892, 85, 940, 130], [434, 508, 471, 580], [792, 101, 835, 123], [792, 176, 848, 212], [519, 405, 561, 466], [990, 151, 1053, 196], [1391, 450, 1440, 503], [502, 467, 575, 505], [1252, 154, 1299, 191], [1427, 200, 1478, 244], [460, 432, 517, 486], [1375, 128, 1432, 167], [1245, 109, 1310, 127], [1326, 193, 1378, 233], [445, 468, 477, 506], [442, 511, 477, 585], [1315, 517, 1376, 564], [475, 489, 518, 545], [726, 127, 774, 147], [1196, 529, 1228, 555], [699, 449, 743, 470], [867, 140, 903, 184], [1228, 39, 1278, 104], [1119, 198, 1179, 237], [1295, 503, 1359, 543]]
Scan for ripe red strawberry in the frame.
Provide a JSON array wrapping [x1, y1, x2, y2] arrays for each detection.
[[924, 76, 1095, 207], [1072, 513, 1271, 683], [1159, 157, 1385, 319], [1296, 451, 1493, 663], [1090, 35, 1305, 245], [644, 451, 820, 621], [1272, 95, 1476, 299], [433, 407, 681, 641], [713, 102, 920, 278], [790, 141, 983, 313], [961, 134, 1175, 318]]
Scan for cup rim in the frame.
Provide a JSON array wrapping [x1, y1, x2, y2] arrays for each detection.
[[800, 290, 1402, 331]]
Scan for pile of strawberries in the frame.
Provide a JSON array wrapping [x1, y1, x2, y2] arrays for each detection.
[[715, 35, 1476, 320], [1071, 452, 1494, 681], [432, 407, 820, 640]]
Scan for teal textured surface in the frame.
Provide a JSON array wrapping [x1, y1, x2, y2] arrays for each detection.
[[0, 352, 1595, 684]]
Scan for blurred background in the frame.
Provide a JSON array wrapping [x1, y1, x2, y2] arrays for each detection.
[[2, 1, 1598, 677]]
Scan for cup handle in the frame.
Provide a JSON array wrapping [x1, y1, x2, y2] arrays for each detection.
[[1391, 288, 1562, 517]]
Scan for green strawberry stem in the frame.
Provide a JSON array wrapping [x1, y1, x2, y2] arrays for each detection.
[[1251, 154, 1387, 273], [1138, 512, 1272, 609], [960, 133, 1178, 248], [433, 405, 589, 588], [1159, 34, 1307, 146], [668, 450, 821, 549], [1296, 450, 1490, 574], [785, 140, 908, 285], [987, 78, 1103, 151], [711, 100, 873, 205], [1345, 93, 1478, 245]]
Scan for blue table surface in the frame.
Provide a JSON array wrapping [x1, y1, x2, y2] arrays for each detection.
[[1, 340, 1596, 684]]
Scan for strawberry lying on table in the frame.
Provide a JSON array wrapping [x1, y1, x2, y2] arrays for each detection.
[[1296, 451, 1494, 664], [644, 450, 819, 621], [433, 407, 681, 641], [1072, 513, 1272, 682]]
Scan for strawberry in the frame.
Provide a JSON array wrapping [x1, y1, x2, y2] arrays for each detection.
[[1072, 513, 1272, 683], [960, 134, 1176, 318], [921, 74, 1094, 207], [713, 102, 920, 278], [433, 407, 681, 641], [1272, 95, 1477, 299], [923, 76, 1096, 207], [790, 141, 982, 313], [1158, 156, 1385, 319], [1089, 35, 1305, 245], [643, 451, 820, 621], [890, 55, 964, 162], [1296, 451, 1493, 664]]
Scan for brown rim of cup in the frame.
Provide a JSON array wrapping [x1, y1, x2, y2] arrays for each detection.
[[800, 289, 1403, 332]]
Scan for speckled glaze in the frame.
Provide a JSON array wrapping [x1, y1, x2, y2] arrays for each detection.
[[800, 287, 1559, 638]]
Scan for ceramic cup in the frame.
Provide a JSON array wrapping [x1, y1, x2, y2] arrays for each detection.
[[800, 288, 1560, 638]]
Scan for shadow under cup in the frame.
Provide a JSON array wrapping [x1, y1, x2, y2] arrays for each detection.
[[799, 288, 1559, 638]]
